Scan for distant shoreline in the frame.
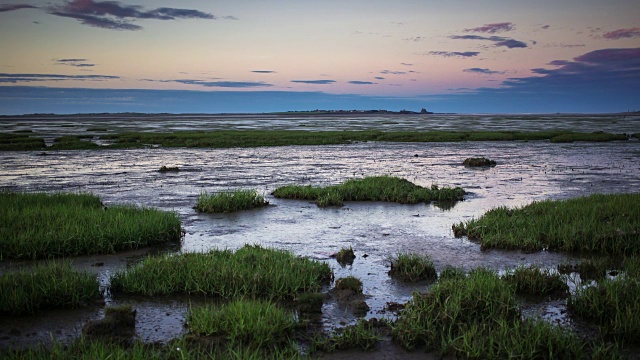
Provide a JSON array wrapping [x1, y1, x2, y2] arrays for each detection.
[[1, 110, 639, 118]]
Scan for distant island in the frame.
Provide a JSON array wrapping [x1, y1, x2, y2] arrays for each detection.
[[277, 108, 434, 115]]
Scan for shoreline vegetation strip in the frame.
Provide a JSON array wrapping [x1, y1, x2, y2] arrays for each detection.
[[0, 130, 632, 151], [0, 192, 182, 260]]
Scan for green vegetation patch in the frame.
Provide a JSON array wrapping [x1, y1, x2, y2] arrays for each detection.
[[452, 193, 640, 255], [188, 300, 297, 351], [312, 319, 382, 353], [0, 132, 45, 151], [550, 132, 628, 143], [388, 253, 437, 282], [0, 261, 100, 315], [0, 191, 182, 259], [503, 266, 568, 296], [273, 176, 465, 206], [335, 276, 363, 294], [110, 244, 332, 300], [195, 189, 269, 213], [48, 135, 100, 150], [0, 335, 303, 360], [392, 268, 614, 358], [335, 247, 356, 265], [569, 258, 640, 344]]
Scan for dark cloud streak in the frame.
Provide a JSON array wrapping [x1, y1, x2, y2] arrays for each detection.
[[450, 35, 527, 48], [290, 80, 336, 85], [603, 27, 640, 40], [465, 22, 514, 33], [463, 68, 504, 75], [0, 73, 119, 83], [0, 4, 37, 12], [427, 51, 480, 57]]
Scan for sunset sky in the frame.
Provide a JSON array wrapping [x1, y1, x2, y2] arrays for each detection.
[[0, 0, 638, 114]]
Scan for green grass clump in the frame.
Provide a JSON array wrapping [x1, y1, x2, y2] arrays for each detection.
[[334, 276, 363, 294], [188, 300, 297, 351], [558, 259, 610, 281], [503, 266, 568, 296], [439, 265, 466, 280], [388, 253, 437, 282], [48, 135, 100, 150], [453, 193, 640, 255], [392, 268, 611, 358], [0, 132, 45, 151], [273, 176, 465, 206], [316, 191, 344, 207], [463, 157, 496, 167], [550, 132, 628, 143], [311, 319, 382, 352], [111, 244, 332, 300], [0, 191, 182, 259], [569, 258, 640, 344], [195, 189, 269, 213], [0, 261, 100, 315], [335, 246, 356, 265]]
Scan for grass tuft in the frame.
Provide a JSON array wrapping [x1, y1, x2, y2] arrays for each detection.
[[194, 189, 269, 213], [311, 319, 382, 353], [188, 299, 297, 351], [273, 176, 465, 206], [388, 253, 437, 282], [111, 244, 332, 300], [463, 157, 496, 167], [0, 261, 100, 315], [335, 247, 356, 265], [334, 276, 363, 294], [0, 191, 182, 259], [503, 265, 568, 296], [452, 193, 640, 255]]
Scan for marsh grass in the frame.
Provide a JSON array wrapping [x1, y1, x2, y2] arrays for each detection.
[[558, 258, 611, 281], [273, 176, 465, 206], [388, 253, 437, 282], [3, 130, 628, 152], [463, 157, 496, 167], [452, 193, 640, 254], [392, 268, 615, 358], [503, 266, 568, 296], [188, 300, 297, 351], [0, 336, 303, 360], [99, 130, 629, 149], [0, 191, 182, 259], [335, 276, 363, 294], [335, 247, 356, 265], [569, 257, 640, 344], [110, 244, 332, 300], [0, 261, 100, 315], [311, 319, 382, 352], [48, 135, 99, 150], [0, 132, 45, 151], [195, 189, 269, 213], [439, 265, 466, 280]]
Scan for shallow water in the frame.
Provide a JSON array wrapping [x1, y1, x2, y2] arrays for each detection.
[[1, 114, 639, 349]]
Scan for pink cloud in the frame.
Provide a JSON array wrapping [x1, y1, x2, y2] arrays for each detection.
[[603, 27, 640, 40]]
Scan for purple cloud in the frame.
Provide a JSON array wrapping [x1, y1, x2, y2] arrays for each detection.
[[42, 0, 219, 30], [290, 80, 336, 85], [172, 79, 272, 88], [603, 27, 640, 40], [0, 73, 118, 83], [381, 70, 406, 75], [463, 68, 504, 75], [374, 77, 385, 80], [450, 35, 527, 48], [465, 22, 515, 33], [427, 51, 480, 57], [54, 58, 96, 67], [0, 4, 37, 12], [251, 70, 276, 74], [348, 81, 376, 85], [400, 63, 413, 66]]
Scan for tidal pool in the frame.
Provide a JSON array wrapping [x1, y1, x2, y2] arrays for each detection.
[[1, 114, 639, 349]]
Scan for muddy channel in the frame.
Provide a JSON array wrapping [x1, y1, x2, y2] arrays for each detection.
[[1, 114, 639, 352]]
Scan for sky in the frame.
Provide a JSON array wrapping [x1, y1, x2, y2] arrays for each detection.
[[0, 0, 638, 114]]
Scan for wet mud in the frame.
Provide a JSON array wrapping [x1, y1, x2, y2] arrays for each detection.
[[1, 114, 639, 351]]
